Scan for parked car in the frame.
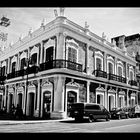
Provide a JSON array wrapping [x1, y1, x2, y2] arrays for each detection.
[[133, 105, 140, 118], [110, 107, 129, 119], [69, 103, 110, 122], [125, 107, 135, 118]]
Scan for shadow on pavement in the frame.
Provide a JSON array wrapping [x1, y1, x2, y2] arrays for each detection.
[[60, 118, 107, 124]]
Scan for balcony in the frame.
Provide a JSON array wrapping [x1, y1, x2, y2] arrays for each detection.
[[108, 73, 126, 83], [0, 75, 6, 85], [136, 54, 140, 62], [93, 70, 107, 78], [39, 59, 83, 72], [128, 80, 138, 86], [7, 66, 39, 80]]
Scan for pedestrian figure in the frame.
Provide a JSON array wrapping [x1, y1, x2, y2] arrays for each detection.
[[15, 104, 23, 120], [11, 104, 16, 115]]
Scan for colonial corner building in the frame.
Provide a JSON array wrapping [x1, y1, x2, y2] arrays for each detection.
[[0, 10, 140, 119]]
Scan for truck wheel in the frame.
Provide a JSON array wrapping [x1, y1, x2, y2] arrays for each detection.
[[118, 115, 121, 120], [126, 114, 129, 119], [89, 115, 94, 123], [75, 117, 82, 122], [106, 115, 110, 121]]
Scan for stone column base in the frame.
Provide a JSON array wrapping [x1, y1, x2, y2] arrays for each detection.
[[51, 111, 67, 119]]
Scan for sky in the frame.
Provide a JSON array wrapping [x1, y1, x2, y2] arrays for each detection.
[[0, 7, 140, 47]]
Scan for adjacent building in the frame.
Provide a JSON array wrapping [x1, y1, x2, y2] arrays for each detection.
[[0, 12, 139, 119]]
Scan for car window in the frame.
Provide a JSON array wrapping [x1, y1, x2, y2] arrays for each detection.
[[85, 104, 101, 110], [100, 105, 105, 111]]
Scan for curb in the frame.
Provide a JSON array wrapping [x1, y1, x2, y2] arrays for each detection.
[[0, 118, 74, 125]]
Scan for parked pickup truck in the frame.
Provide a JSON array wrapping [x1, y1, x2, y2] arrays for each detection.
[[133, 105, 140, 118]]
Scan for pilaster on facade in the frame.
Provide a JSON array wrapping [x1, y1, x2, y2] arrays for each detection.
[[56, 32, 66, 60], [104, 84, 108, 109], [86, 81, 90, 103], [104, 52, 107, 72], [86, 44, 90, 75]]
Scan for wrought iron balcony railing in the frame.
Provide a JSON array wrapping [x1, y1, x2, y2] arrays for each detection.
[[7, 66, 39, 80], [39, 59, 83, 72], [108, 73, 126, 83], [128, 80, 138, 86], [93, 70, 107, 78], [6, 60, 82, 80]]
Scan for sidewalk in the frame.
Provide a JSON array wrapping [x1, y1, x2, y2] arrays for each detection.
[[0, 117, 74, 125]]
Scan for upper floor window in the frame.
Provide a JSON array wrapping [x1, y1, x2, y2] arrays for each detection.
[[118, 66, 123, 77], [31, 53, 37, 66], [12, 62, 16, 73], [0, 66, 5, 76], [45, 47, 53, 62], [20, 58, 26, 70], [130, 71, 134, 80], [108, 62, 113, 74], [96, 58, 102, 70], [68, 47, 77, 63]]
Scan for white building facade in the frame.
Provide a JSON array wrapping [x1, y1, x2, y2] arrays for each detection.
[[0, 14, 139, 119]]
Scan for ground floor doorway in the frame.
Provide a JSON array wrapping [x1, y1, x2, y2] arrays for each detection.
[[17, 93, 22, 108], [28, 92, 35, 117], [67, 91, 77, 116], [43, 91, 51, 119]]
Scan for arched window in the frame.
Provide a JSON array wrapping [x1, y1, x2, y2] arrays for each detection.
[[130, 71, 134, 80], [96, 58, 102, 70], [12, 62, 16, 73], [118, 66, 122, 76], [108, 62, 113, 74], [31, 53, 37, 66], [1, 66, 5, 76], [68, 47, 77, 63], [45, 47, 53, 62], [20, 58, 26, 70]]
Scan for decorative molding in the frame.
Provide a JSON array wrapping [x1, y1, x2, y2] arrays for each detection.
[[44, 38, 55, 49], [66, 79, 80, 88], [95, 50, 103, 57], [96, 86, 105, 92], [41, 78, 52, 87], [30, 45, 38, 56]]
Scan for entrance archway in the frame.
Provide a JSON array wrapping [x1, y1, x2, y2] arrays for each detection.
[[28, 93, 35, 117], [0, 95, 2, 109], [67, 91, 77, 116], [97, 94, 103, 105], [8, 94, 13, 113], [131, 98, 135, 107], [43, 91, 51, 119], [109, 95, 114, 111], [17, 93, 22, 108], [118, 96, 124, 108]]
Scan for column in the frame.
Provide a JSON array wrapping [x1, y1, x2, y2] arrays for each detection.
[[127, 89, 129, 107], [86, 81, 90, 103], [40, 41, 43, 64], [7, 57, 10, 74], [17, 53, 20, 71], [104, 52, 107, 72], [104, 84, 108, 109], [4, 85, 8, 108], [114, 57, 117, 75], [51, 75, 66, 119], [86, 44, 90, 75], [23, 81, 27, 114], [56, 32, 65, 60], [115, 87, 118, 108], [36, 79, 41, 117], [125, 62, 128, 84]]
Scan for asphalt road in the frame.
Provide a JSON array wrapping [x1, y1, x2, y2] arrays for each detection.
[[0, 118, 140, 133]]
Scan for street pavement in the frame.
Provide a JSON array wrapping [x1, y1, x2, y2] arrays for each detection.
[[0, 117, 140, 133]]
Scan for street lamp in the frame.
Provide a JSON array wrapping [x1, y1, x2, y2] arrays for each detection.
[[24, 57, 32, 116], [24, 57, 39, 117]]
